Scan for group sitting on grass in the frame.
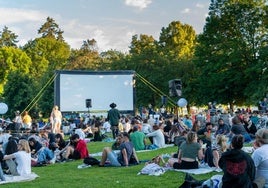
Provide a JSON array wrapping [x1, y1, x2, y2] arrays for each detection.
[[0, 110, 268, 188]]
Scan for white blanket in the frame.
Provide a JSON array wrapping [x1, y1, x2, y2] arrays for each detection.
[[0, 173, 39, 184], [174, 166, 214, 175]]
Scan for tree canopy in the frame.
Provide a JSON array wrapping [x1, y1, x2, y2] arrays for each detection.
[[1, 1, 268, 117]]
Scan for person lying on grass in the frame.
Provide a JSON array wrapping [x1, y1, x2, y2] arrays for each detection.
[[99, 132, 139, 167]]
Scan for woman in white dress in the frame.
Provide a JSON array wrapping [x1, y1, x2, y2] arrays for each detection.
[[50, 105, 62, 134]]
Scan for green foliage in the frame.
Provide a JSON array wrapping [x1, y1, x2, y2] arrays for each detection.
[[38, 17, 64, 41], [21, 17, 70, 115], [2, 70, 35, 117], [0, 26, 18, 47], [23, 37, 70, 77], [194, 0, 268, 107], [159, 21, 197, 61], [0, 46, 32, 94], [67, 48, 100, 70], [1, 5, 268, 118]]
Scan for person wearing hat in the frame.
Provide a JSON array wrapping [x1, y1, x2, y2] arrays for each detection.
[[252, 128, 268, 187], [107, 103, 120, 139]]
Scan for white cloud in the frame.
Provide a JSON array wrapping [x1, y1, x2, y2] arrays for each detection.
[[196, 3, 205, 8], [0, 8, 46, 24], [62, 20, 133, 52], [124, 0, 152, 10], [181, 8, 191, 14]]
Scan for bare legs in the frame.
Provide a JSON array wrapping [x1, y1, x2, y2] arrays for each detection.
[[63, 146, 74, 159], [52, 121, 61, 134], [99, 147, 112, 166]]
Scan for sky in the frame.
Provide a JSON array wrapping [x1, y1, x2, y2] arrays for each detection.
[[0, 0, 210, 52]]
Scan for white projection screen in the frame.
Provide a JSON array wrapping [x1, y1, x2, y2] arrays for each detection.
[[54, 70, 136, 113]]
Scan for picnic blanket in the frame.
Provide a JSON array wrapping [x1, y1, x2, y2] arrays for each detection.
[[0, 173, 39, 184], [174, 166, 215, 175]]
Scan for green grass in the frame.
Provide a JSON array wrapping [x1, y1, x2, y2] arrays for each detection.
[[1, 140, 218, 188]]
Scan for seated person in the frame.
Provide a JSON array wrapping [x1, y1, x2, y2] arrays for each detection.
[[4, 138, 19, 175], [216, 118, 230, 135], [168, 131, 204, 169], [4, 139, 31, 176], [252, 128, 268, 188], [219, 134, 264, 188], [112, 134, 123, 150], [145, 124, 165, 148], [230, 115, 251, 143], [63, 134, 89, 160], [211, 134, 228, 170], [0, 150, 5, 181], [130, 126, 146, 151], [197, 122, 213, 147], [74, 123, 86, 140], [99, 132, 139, 167], [53, 133, 70, 161], [242, 115, 257, 138], [28, 137, 54, 165]]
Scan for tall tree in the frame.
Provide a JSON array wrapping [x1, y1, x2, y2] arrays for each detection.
[[158, 21, 197, 61], [67, 39, 100, 70], [99, 49, 126, 70], [0, 47, 32, 94], [38, 17, 64, 41], [2, 70, 35, 117], [22, 18, 70, 115], [194, 0, 268, 108], [0, 26, 18, 47]]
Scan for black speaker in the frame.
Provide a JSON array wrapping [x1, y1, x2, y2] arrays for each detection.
[[86, 99, 92, 108], [168, 79, 182, 97]]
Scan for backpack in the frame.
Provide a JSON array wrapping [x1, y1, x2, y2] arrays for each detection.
[[83, 157, 100, 165]]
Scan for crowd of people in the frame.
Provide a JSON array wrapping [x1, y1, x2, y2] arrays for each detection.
[[0, 102, 268, 187]]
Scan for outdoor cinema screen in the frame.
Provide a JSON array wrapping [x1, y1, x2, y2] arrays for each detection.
[[54, 70, 135, 113]]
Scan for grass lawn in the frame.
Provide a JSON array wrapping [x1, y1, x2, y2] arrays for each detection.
[[0, 140, 218, 188]]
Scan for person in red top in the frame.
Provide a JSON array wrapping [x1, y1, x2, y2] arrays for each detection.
[[64, 134, 89, 160]]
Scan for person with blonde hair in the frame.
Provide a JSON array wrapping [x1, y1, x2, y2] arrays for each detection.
[[212, 134, 228, 171], [4, 139, 31, 176], [50, 105, 62, 134]]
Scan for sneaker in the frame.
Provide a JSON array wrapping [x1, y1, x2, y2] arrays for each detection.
[[214, 167, 222, 172], [77, 163, 91, 169], [199, 162, 209, 168]]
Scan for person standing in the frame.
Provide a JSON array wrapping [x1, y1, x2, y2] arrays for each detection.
[[22, 111, 32, 130], [50, 105, 62, 134], [107, 103, 120, 139], [13, 110, 22, 134]]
